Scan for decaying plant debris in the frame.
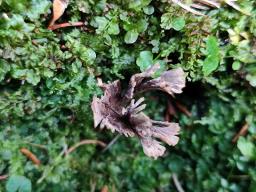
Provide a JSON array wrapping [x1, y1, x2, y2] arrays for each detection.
[[171, 0, 250, 16], [91, 64, 186, 159], [48, 0, 69, 27]]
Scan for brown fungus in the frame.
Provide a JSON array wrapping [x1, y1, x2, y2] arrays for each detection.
[[91, 64, 186, 159]]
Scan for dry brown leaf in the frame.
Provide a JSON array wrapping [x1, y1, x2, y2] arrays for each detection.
[[48, 0, 69, 27], [101, 186, 108, 192]]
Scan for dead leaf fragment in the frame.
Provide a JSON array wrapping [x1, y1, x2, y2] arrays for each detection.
[[170, 0, 250, 16], [0, 175, 8, 180], [20, 148, 41, 165], [48, 0, 69, 27], [101, 186, 108, 192]]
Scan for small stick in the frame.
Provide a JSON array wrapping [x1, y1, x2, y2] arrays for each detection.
[[232, 123, 249, 143], [191, 3, 210, 10], [225, 1, 251, 16], [102, 135, 121, 152], [194, 0, 220, 8], [24, 142, 48, 151], [37, 145, 67, 184], [48, 22, 85, 31], [165, 112, 171, 122], [175, 101, 192, 117], [167, 100, 177, 117], [165, 100, 177, 122], [229, 175, 250, 180], [66, 140, 106, 155], [0, 175, 8, 180], [20, 148, 41, 165], [31, 40, 39, 46], [171, 0, 205, 16], [90, 179, 96, 192], [172, 173, 185, 192]]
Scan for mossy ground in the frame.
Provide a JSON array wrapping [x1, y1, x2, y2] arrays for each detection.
[[0, 0, 256, 191]]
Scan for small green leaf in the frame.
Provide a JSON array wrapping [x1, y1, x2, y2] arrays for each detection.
[[93, 16, 109, 33], [26, 70, 40, 85], [129, 0, 151, 10], [85, 48, 96, 63], [143, 6, 154, 15], [124, 30, 139, 44], [232, 61, 241, 70], [0, 59, 10, 81], [136, 51, 153, 71], [26, 0, 51, 20], [12, 69, 28, 78], [161, 15, 185, 31], [6, 175, 32, 192], [237, 137, 256, 159], [203, 55, 219, 76], [172, 17, 185, 31], [246, 74, 256, 87], [136, 19, 148, 33], [203, 36, 220, 76], [152, 60, 166, 77], [206, 36, 219, 56], [108, 22, 120, 35], [160, 13, 172, 30]]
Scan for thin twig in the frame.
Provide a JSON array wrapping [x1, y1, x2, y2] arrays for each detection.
[[175, 101, 192, 117], [165, 111, 171, 122], [165, 100, 176, 122], [225, 0, 251, 16], [48, 22, 85, 30], [37, 145, 67, 184], [171, 0, 205, 16], [90, 179, 97, 192], [172, 173, 185, 192], [23, 142, 48, 151], [232, 122, 249, 143], [168, 100, 177, 117], [229, 175, 250, 180], [66, 140, 107, 155], [0, 175, 8, 180], [194, 0, 220, 8], [102, 135, 121, 152], [191, 3, 210, 10], [20, 148, 41, 165]]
